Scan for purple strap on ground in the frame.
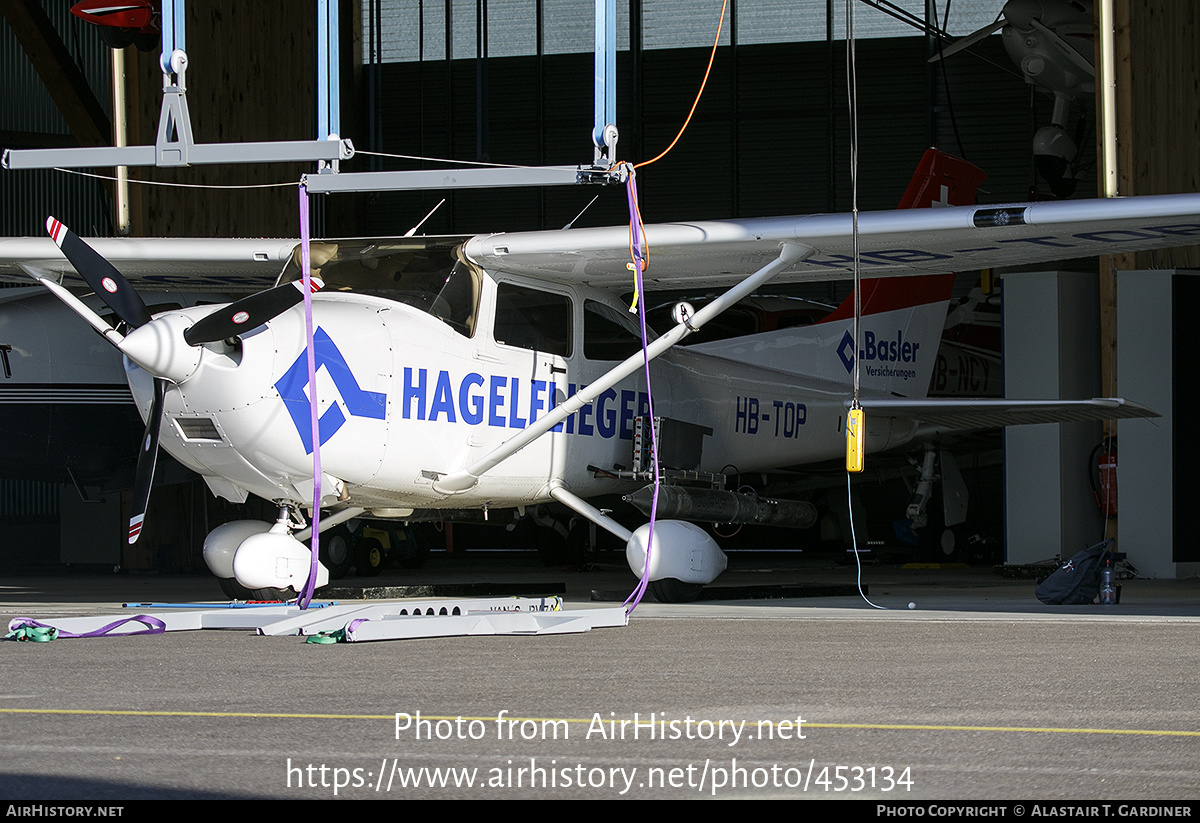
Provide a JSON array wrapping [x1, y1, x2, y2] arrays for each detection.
[[344, 618, 368, 641], [8, 616, 166, 638], [623, 170, 658, 615], [298, 183, 322, 610]]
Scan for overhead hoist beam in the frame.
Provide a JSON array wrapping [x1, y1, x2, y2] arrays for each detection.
[[4, 0, 622, 192], [2, 0, 351, 172]]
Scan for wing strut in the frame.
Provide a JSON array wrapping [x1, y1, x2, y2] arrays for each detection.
[[431, 241, 812, 494], [547, 483, 633, 543]]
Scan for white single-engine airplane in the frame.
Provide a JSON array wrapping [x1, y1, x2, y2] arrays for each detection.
[[2, 183, 1198, 600]]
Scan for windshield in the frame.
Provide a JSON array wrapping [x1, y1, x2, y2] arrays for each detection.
[[278, 238, 481, 337]]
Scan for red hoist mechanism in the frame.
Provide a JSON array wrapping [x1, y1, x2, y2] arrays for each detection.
[[70, 1, 160, 51]]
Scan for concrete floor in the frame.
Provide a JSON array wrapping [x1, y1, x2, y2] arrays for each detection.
[[2, 552, 1199, 800]]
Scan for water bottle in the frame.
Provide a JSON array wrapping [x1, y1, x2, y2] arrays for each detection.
[[1099, 559, 1117, 605]]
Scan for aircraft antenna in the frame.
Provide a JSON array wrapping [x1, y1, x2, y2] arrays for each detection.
[[562, 195, 600, 230]]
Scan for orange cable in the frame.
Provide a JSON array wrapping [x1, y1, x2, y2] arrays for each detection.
[[632, 0, 728, 170]]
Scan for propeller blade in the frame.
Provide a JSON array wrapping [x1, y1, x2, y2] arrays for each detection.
[[183, 277, 325, 346], [45, 217, 152, 329], [927, 18, 1007, 63], [128, 377, 165, 545]]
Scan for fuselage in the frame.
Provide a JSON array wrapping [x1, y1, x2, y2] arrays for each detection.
[[132, 261, 941, 515]]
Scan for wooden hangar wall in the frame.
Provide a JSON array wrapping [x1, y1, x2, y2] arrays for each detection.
[[1114, 0, 1200, 270], [115, 0, 339, 238]]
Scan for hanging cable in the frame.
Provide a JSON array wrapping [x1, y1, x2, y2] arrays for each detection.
[[620, 2, 730, 610], [847, 0, 862, 412], [844, 0, 884, 610], [840, 2, 912, 612], [622, 170, 658, 615], [632, 0, 728, 171], [624, 166, 649, 312], [51, 168, 299, 189]]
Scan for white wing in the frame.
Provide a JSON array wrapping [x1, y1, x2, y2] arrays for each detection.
[[5, 191, 1198, 293], [464, 192, 1200, 288], [0, 237, 298, 291]]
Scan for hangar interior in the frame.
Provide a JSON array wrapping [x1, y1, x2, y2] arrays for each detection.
[[0, 0, 1197, 584]]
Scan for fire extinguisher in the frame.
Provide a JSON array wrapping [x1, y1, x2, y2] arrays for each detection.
[[1089, 437, 1117, 516]]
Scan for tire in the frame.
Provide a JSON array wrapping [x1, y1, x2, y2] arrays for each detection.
[[219, 576, 295, 601], [250, 586, 297, 601], [319, 527, 354, 579], [649, 578, 704, 603], [355, 537, 387, 577], [934, 525, 963, 563], [392, 527, 429, 570], [563, 520, 591, 566], [134, 31, 159, 52], [218, 577, 254, 600], [97, 27, 138, 49], [917, 487, 964, 563]]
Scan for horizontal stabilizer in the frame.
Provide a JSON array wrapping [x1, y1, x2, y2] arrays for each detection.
[[861, 397, 1158, 431]]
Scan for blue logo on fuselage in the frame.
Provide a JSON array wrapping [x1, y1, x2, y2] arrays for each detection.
[[837, 329, 921, 374], [275, 328, 387, 454]]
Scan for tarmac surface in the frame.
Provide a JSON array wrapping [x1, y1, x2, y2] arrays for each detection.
[[2, 550, 1199, 801]]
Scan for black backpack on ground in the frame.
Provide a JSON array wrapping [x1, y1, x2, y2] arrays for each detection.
[[1035, 539, 1114, 605]]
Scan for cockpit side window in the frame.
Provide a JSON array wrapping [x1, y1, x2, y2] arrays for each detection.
[[493, 283, 572, 357]]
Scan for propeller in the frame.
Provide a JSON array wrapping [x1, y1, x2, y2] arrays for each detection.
[[45, 217, 168, 544], [183, 276, 323, 346], [44, 218, 322, 543]]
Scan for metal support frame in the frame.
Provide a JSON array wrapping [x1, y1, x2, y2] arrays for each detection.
[[593, 0, 619, 165], [4, 0, 622, 194], [12, 597, 628, 641], [302, 164, 622, 194], [316, 0, 341, 142], [303, 0, 625, 195], [2, 0, 351, 172]]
